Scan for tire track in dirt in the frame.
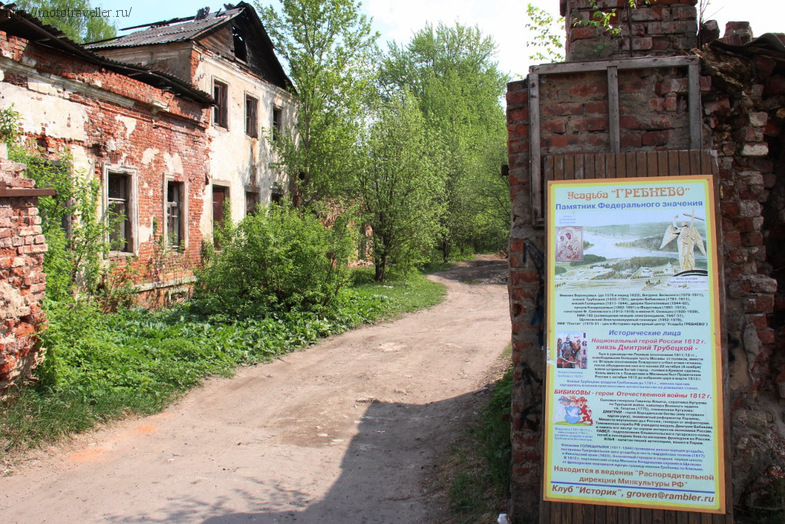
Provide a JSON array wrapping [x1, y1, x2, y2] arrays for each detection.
[[1, 256, 511, 523]]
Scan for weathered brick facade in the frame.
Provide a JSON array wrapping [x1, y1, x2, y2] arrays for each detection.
[[0, 20, 211, 302], [508, 0, 783, 519], [0, 157, 49, 394], [563, 0, 698, 60]]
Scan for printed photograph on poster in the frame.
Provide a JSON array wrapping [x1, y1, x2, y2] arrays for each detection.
[[555, 226, 584, 261], [556, 331, 587, 369], [554, 210, 708, 292]]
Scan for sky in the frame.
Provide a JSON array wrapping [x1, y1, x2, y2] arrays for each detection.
[[88, 0, 785, 80]]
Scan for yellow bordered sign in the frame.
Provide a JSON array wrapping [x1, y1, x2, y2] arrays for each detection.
[[543, 176, 725, 514]]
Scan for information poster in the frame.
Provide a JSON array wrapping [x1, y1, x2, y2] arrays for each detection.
[[543, 175, 725, 513]]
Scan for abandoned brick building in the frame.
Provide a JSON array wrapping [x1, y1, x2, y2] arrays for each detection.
[[88, 2, 297, 230], [0, 3, 295, 391], [507, 0, 784, 521]]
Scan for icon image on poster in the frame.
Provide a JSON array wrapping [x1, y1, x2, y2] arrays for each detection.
[[555, 226, 583, 262]]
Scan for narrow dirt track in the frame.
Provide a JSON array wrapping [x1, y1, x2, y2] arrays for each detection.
[[1, 256, 511, 523]]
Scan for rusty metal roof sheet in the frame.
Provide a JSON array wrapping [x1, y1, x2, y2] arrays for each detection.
[[86, 6, 244, 49]]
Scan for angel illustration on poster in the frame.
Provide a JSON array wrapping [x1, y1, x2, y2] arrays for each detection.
[[660, 210, 707, 272]]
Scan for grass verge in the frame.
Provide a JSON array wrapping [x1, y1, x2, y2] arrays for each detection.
[[443, 365, 513, 524], [0, 269, 446, 458]]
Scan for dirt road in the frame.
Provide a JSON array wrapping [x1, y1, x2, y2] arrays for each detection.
[[1, 256, 511, 523]]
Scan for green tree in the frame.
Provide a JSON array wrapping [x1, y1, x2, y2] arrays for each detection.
[[195, 203, 353, 316], [16, 0, 116, 43], [380, 23, 509, 260], [525, 3, 565, 63], [256, 0, 379, 209], [358, 91, 445, 281]]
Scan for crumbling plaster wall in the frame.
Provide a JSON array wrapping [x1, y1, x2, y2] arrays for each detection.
[[507, 0, 783, 519], [195, 49, 296, 229], [0, 158, 48, 394], [0, 28, 210, 295]]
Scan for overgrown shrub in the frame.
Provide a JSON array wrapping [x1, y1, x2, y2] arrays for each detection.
[[194, 203, 353, 317]]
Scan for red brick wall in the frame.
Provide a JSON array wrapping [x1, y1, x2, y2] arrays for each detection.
[[0, 158, 48, 394], [507, 2, 783, 519], [562, 0, 698, 60], [0, 30, 210, 294]]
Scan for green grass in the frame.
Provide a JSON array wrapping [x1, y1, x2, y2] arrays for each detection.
[[0, 269, 446, 456], [348, 267, 447, 318], [445, 365, 513, 524]]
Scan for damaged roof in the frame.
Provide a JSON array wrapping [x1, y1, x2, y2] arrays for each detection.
[[86, 2, 293, 91], [0, 3, 214, 105], [87, 6, 246, 49]]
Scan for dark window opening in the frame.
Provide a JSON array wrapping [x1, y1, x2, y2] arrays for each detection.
[[245, 94, 258, 137], [232, 25, 247, 61], [272, 106, 282, 141], [245, 190, 259, 215], [107, 172, 131, 252], [213, 185, 229, 248], [166, 181, 185, 249], [213, 80, 228, 128]]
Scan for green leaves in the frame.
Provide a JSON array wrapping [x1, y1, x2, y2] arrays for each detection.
[[1, 269, 445, 452], [15, 0, 116, 43], [525, 3, 565, 63], [380, 23, 510, 261], [8, 145, 121, 304], [257, 0, 379, 206], [358, 90, 445, 281], [195, 203, 353, 317]]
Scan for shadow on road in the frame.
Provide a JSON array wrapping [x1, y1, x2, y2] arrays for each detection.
[[191, 390, 487, 523]]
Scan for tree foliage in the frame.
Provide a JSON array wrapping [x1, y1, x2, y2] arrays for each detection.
[[16, 0, 116, 43], [525, 3, 565, 63], [8, 145, 123, 304], [358, 91, 445, 281], [380, 23, 510, 259], [256, 0, 379, 209]]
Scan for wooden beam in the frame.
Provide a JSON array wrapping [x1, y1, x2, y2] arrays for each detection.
[[608, 66, 620, 153], [529, 72, 543, 223], [689, 62, 702, 149], [530, 55, 698, 76]]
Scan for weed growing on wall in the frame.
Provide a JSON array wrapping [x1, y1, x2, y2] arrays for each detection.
[[0, 105, 20, 144]]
